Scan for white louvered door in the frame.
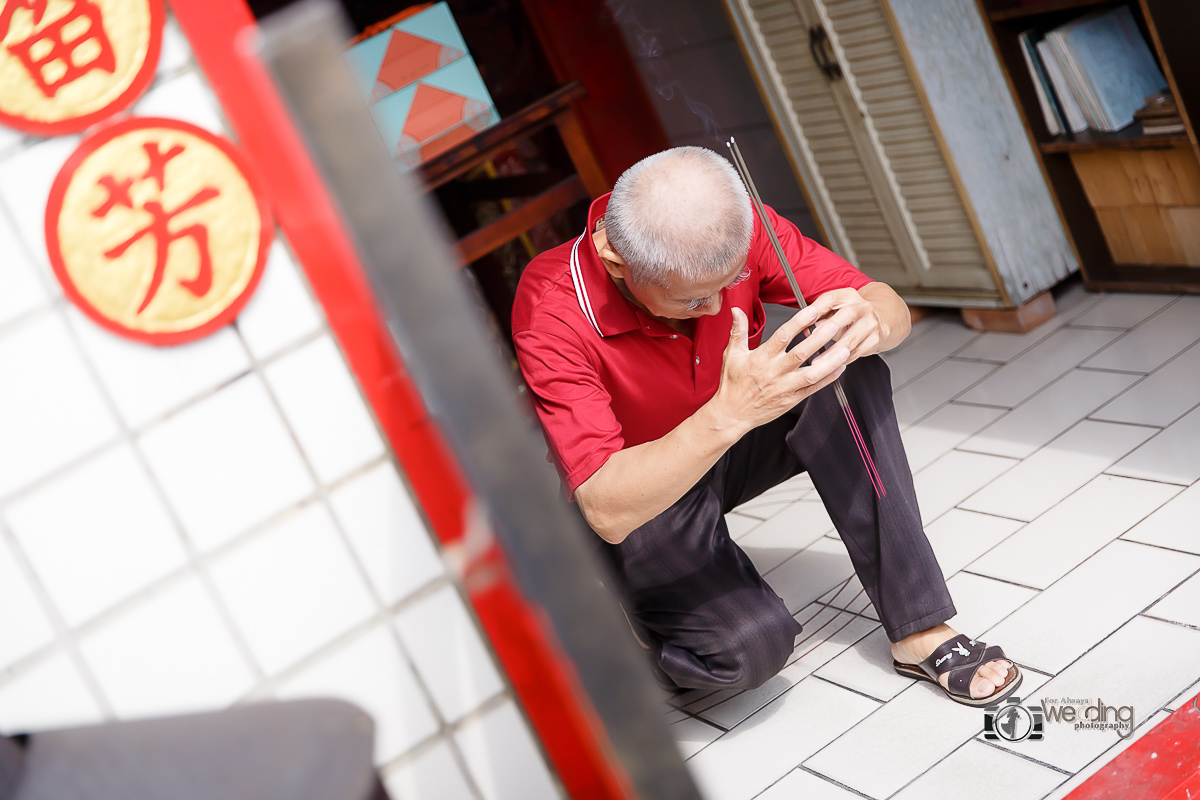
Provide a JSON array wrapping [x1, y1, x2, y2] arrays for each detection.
[[729, 0, 1001, 300]]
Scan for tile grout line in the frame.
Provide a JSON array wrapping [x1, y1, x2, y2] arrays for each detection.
[[233, 318, 509, 799], [808, 672, 888, 705], [885, 324, 985, 390], [0, 320, 326, 511], [954, 466, 1185, 586], [0, 514, 115, 720], [958, 569, 1043, 592], [1138, 613, 1200, 634], [2, 454, 402, 658], [973, 736, 1073, 775], [231, 324, 496, 787], [794, 765, 875, 799], [953, 366, 1158, 460], [948, 415, 1164, 521], [896, 352, 1009, 432], [947, 328, 1128, 412], [66, 308, 271, 701], [959, 549, 1200, 681], [1091, 394, 1200, 436]]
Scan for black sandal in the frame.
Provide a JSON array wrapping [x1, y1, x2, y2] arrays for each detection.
[[893, 634, 1022, 708]]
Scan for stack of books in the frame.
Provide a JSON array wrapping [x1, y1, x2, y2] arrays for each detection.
[[1019, 6, 1167, 136], [1135, 90, 1185, 136]]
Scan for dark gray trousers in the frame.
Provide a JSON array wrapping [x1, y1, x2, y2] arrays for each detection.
[[602, 355, 955, 691]]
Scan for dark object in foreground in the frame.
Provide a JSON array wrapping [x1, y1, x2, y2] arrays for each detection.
[[1, 699, 385, 800]]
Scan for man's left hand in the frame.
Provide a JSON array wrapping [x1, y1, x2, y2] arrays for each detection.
[[801, 282, 912, 363], [804, 287, 886, 364]]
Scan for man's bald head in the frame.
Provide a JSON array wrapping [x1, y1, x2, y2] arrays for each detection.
[[605, 146, 753, 288]]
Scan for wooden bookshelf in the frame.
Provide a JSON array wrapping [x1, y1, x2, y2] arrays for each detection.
[[1039, 124, 1189, 153], [989, 0, 1122, 23], [977, 0, 1200, 293]]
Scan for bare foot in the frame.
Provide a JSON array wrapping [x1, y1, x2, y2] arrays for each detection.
[[890, 623, 1012, 699]]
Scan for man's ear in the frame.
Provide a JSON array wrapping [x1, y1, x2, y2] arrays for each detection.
[[596, 235, 627, 280], [600, 256, 626, 280]]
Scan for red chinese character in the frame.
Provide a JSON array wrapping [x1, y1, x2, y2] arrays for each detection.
[[92, 141, 222, 314], [4, 0, 115, 99], [0, 0, 47, 39]]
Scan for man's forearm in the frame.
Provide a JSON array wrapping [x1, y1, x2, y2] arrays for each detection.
[[574, 401, 745, 544]]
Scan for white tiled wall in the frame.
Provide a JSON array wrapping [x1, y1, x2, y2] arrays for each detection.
[[0, 22, 559, 800]]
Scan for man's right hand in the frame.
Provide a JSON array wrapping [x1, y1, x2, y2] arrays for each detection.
[[576, 307, 848, 544], [708, 306, 849, 438]]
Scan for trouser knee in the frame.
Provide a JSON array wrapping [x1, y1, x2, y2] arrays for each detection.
[[713, 610, 799, 690]]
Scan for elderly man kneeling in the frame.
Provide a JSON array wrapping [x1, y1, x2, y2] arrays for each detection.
[[512, 146, 1019, 707]]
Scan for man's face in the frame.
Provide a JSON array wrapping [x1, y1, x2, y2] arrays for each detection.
[[617, 259, 750, 320]]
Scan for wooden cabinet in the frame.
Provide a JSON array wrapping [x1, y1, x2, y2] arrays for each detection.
[[978, 0, 1200, 293], [725, 0, 1078, 318]]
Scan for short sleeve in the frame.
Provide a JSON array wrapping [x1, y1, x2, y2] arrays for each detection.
[[754, 204, 873, 306], [513, 328, 625, 498]]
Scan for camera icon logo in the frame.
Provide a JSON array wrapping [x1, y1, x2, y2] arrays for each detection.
[[983, 696, 1044, 742]]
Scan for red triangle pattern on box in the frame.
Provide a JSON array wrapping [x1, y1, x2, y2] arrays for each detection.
[[398, 83, 494, 164], [373, 30, 464, 99]]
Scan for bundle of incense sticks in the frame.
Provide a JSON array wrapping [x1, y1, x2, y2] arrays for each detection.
[[727, 137, 886, 499]]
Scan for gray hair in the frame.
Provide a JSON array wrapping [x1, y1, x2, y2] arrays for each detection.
[[605, 146, 753, 288]]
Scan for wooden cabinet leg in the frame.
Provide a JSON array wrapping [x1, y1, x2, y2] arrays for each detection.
[[960, 290, 1057, 334]]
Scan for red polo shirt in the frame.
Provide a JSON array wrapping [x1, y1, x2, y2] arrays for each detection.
[[512, 193, 872, 497]]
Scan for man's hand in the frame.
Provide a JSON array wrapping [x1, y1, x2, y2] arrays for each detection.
[[802, 287, 886, 364], [805, 283, 912, 363], [707, 306, 849, 440]]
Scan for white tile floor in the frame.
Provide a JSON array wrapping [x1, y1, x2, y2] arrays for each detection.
[[672, 282, 1200, 800]]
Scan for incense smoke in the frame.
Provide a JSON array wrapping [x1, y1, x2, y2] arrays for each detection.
[[606, 0, 723, 141]]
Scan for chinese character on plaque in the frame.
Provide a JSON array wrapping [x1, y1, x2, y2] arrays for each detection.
[[0, 0, 163, 135], [46, 117, 273, 345]]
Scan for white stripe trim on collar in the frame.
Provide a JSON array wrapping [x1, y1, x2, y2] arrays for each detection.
[[568, 233, 602, 336]]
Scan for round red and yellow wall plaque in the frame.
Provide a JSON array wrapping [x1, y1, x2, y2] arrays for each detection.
[[46, 117, 273, 345], [0, 0, 164, 135]]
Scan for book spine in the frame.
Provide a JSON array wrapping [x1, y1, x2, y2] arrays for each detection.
[[1048, 30, 1102, 130], [1037, 39, 1089, 133], [1020, 31, 1065, 135], [1062, 26, 1118, 130]]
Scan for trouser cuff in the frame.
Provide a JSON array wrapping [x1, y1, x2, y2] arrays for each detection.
[[885, 602, 957, 644]]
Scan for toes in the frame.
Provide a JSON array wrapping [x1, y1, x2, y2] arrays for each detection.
[[971, 660, 1014, 698]]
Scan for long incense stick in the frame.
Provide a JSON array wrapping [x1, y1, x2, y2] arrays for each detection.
[[727, 137, 886, 499]]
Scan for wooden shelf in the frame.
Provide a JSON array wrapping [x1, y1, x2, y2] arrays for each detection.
[[1039, 124, 1191, 153], [1078, 261, 1200, 294], [989, 0, 1118, 22], [978, 0, 1200, 293]]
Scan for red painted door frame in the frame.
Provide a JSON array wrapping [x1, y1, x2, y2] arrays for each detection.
[[167, 1, 633, 796]]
